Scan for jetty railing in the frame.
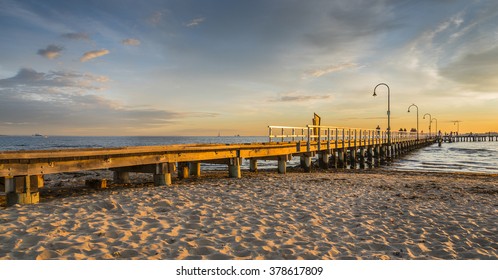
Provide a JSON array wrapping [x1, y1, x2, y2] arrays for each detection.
[[269, 125, 422, 145]]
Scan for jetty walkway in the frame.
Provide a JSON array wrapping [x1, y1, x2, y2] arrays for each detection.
[[1, 126, 436, 206]]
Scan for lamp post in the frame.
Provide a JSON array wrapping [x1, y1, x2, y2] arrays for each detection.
[[454, 121, 461, 134], [423, 113, 432, 138], [432, 118, 438, 137], [373, 83, 391, 151], [407, 104, 419, 140]]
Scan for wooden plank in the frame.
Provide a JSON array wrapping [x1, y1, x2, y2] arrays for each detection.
[[0, 143, 294, 160]]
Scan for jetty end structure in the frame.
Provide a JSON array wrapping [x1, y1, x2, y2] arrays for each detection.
[[0, 125, 439, 207]]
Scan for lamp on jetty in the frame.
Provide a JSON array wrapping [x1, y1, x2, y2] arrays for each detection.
[[432, 118, 438, 137], [423, 113, 432, 138], [453, 120, 461, 134], [407, 104, 419, 140], [373, 83, 391, 150]]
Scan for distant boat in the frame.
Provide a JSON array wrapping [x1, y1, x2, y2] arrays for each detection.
[[33, 133, 48, 138]]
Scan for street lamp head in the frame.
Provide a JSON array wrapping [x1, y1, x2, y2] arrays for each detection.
[[373, 92, 377, 97], [407, 109, 410, 113]]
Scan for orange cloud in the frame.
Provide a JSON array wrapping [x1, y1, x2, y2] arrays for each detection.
[[80, 49, 110, 62], [37, 45, 63, 59]]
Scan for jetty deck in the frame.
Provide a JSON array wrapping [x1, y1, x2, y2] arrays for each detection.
[[1, 126, 436, 206]]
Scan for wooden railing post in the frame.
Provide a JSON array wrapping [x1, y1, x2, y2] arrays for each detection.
[[327, 128, 331, 152], [307, 127, 311, 152]]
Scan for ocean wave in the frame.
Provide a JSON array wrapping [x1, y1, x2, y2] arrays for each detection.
[[448, 147, 493, 154]]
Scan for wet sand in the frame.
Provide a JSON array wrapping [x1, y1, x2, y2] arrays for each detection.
[[0, 169, 497, 260]]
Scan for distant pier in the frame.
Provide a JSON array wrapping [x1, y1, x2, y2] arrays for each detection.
[[443, 133, 498, 143], [1, 125, 437, 206]]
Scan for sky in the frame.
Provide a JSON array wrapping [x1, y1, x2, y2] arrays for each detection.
[[1, 0, 497, 136]]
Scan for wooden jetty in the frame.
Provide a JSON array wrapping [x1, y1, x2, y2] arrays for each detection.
[[0, 125, 436, 206], [443, 133, 498, 143]]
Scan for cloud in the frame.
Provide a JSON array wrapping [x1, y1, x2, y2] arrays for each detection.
[[37, 44, 63, 59], [148, 11, 164, 25], [439, 47, 498, 92], [185, 17, 205, 27], [303, 1, 401, 51], [61, 32, 90, 41], [0, 68, 218, 133], [304, 62, 359, 78], [271, 92, 331, 103], [0, 68, 109, 90], [122, 38, 141, 46], [80, 49, 110, 62]]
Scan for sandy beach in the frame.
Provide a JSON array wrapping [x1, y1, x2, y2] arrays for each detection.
[[0, 168, 497, 260]]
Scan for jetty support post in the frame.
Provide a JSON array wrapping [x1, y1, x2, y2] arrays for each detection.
[[331, 150, 338, 169], [337, 149, 345, 168], [300, 153, 313, 172], [380, 144, 386, 165], [349, 148, 357, 169], [249, 159, 258, 172], [278, 155, 290, 174], [178, 162, 190, 179], [229, 157, 242, 178], [3, 175, 42, 206], [318, 152, 330, 169], [189, 162, 201, 177], [113, 170, 130, 184], [153, 163, 175, 186], [367, 146, 373, 167], [359, 146, 366, 169]]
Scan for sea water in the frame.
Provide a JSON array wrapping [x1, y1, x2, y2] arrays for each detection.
[[387, 140, 498, 174], [1, 136, 497, 174]]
